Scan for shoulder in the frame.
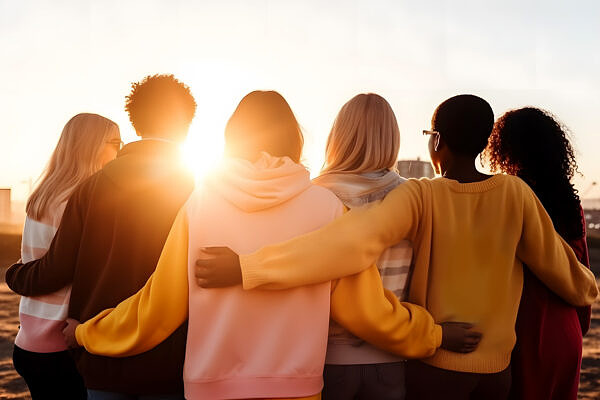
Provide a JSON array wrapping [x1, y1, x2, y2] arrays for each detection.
[[301, 184, 345, 218], [305, 184, 344, 207], [497, 174, 534, 196]]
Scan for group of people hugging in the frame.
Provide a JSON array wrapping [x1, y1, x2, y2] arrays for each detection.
[[6, 73, 597, 400]]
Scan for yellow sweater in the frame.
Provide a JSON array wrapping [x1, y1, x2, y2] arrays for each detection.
[[75, 209, 442, 368], [239, 175, 598, 373]]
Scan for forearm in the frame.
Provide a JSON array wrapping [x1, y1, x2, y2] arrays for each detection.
[[241, 182, 422, 290], [5, 258, 71, 296], [6, 197, 83, 296], [75, 277, 188, 357], [330, 264, 442, 359], [519, 193, 598, 306], [76, 209, 190, 357]]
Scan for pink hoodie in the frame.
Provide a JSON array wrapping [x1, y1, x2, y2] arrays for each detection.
[[184, 153, 343, 399]]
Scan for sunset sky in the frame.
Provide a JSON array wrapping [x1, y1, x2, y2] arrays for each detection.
[[1, 0, 599, 202]]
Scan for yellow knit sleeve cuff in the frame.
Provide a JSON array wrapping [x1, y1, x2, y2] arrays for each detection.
[[75, 323, 85, 347], [433, 323, 443, 349], [240, 252, 263, 290]]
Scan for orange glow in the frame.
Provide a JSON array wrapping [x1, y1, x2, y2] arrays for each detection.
[[181, 120, 225, 182]]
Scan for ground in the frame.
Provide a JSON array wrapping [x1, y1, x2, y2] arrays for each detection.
[[0, 233, 599, 399]]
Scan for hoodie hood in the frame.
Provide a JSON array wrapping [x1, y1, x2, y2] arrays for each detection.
[[205, 152, 311, 212]]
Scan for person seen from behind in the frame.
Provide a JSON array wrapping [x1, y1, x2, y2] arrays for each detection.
[[193, 94, 598, 400], [66, 91, 481, 400], [12, 113, 120, 400], [485, 107, 592, 400], [314, 93, 419, 399], [6, 74, 196, 400]]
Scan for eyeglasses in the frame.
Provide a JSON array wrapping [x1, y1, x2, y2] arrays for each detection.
[[422, 129, 440, 136], [107, 139, 124, 151]]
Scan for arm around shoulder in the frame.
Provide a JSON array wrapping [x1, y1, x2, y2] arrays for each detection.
[[75, 208, 190, 357], [330, 264, 442, 359], [6, 194, 84, 296], [241, 181, 424, 290], [517, 186, 598, 306]]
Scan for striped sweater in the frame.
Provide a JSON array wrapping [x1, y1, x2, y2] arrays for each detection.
[[313, 170, 413, 365], [15, 200, 71, 353]]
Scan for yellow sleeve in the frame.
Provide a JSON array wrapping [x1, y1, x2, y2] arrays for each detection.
[[240, 181, 423, 289], [330, 264, 442, 358], [75, 208, 190, 357], [517, 186, 598, 306]]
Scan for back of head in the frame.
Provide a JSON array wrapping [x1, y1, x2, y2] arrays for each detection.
[[322, 93, 400, 174], [487, 107, 576, 180], [224, 91, 303, 163], [125, 74, 196, 142], [486, 107, 583, 240], [432, 94, 494, 157], [27, 113, 120, 221]]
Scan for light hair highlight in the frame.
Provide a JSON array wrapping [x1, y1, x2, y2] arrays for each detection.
[[321, 93, 400, 174], [26, 113, 120, 221]]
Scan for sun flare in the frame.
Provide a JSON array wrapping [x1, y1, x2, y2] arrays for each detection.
[[181, 121, 225, 182]]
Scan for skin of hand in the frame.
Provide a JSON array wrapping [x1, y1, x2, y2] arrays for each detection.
[[195, 247, 242, 288], [62, 318, 82, 349], [440, 322, 483, 353]]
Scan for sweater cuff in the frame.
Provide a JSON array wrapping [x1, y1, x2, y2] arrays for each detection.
[[75, 324, 85, 347], [240, 253, 265, 290], [433, 324, 443, 349]]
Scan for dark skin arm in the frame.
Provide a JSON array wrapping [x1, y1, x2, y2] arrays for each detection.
[[5, 194, 82, 296], [195, 247, 482, 354]]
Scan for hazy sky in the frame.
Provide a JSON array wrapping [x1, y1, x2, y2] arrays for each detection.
[[1, 0, 599, 201]]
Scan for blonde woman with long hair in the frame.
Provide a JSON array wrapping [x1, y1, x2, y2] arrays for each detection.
[[313, 93, 411, 400], [12, 113, 121, 399]]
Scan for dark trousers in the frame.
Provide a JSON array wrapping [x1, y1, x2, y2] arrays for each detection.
[[13, 344, 87, 400], [405, 360, 511, 400], [322, 362, 406, 400]]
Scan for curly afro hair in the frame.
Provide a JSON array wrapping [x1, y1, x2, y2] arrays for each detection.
[[125, 74, 196, 137], [485, 107, 583, 240]]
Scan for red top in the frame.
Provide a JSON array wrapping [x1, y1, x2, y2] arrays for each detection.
[[510, 207, 591, 400]]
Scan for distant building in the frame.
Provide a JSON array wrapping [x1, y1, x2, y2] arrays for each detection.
[[0, 188, 10, 222], [396, 158, 434, 179]]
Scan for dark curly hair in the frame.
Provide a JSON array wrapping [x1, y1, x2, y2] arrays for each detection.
[[125, 74, 196, 137], [485, 107, 583, 241]]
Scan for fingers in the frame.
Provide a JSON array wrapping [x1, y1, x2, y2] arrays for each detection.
[[465, 330, 482, 340], [462, 336, 481, 345], [460, 328, 482, 353], [459, 346, 478, 354], [194, 264, 209, 278], [197, 279, 219, 288], [452, 322, 474, 330], [199, 246, 233, 256]]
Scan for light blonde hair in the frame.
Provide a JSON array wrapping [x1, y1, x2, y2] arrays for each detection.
[[26, 113, 120, 221], [321, 93, 400, 174]]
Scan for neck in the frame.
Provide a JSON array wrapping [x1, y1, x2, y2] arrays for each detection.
[[439, 155, 489, 183]]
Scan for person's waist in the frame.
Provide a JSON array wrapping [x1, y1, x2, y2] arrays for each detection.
[[184, 374, 322, 400], [325, 341, 405, 365], [75, 327, 187, 394], [421, 345, 513, 373]]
